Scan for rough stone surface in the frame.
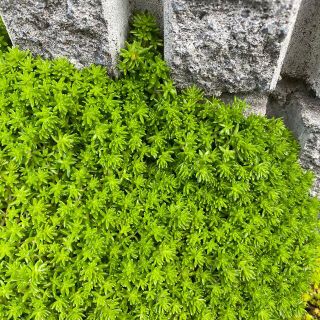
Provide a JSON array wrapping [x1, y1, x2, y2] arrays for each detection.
[[268, 79, 320, 197], [281, 0, 320, 97], [267, 78, 307, 118], [286, 93, 320, 197], [134, 0, 163, 30], [0, 0, 131, 72], [164, 0, 301, 97], [102, 0, 132, 72]]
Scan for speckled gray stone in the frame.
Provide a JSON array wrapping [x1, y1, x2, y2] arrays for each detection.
[[268, 79, 320, 197], [164, 0, 302, 97], [285, 92, 320, 197], [282, 0, 320, 98], [0, 0, 131, 73]]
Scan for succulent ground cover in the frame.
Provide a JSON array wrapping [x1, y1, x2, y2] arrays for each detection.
[[302, 258, 320, 320], [0, 14, 319, 320]]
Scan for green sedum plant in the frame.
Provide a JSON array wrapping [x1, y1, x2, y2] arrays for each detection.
[[301, 258, 320, 320], [0, 13, 319, 320]]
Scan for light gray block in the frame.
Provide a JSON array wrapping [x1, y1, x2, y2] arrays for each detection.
[[285, 92, 320, 197], [266, 79, 320, 196], [282, 0, 320, 97], [164, 0, 302, 97], [0, 0, 131, 73]]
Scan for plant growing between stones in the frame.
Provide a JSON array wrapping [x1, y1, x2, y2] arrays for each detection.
[[0, 13, 319, 320], [0, 18, 11, 51]]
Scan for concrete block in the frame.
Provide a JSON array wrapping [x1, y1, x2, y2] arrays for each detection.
[[266, 79, 320, 196], [282, 0, 320, 97], [266, 77, 307, 118], [284, 92, 320, 197], [0, 0, 131, 72], [164, 0, 302, 97]]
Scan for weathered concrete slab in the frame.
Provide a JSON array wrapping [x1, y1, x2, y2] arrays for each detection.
[[268, 79, 320, 197], [282, 0, 320, 97], [164, 0, 302, 97], [0, 0, 131, 72], [285, 92, 320, 197]]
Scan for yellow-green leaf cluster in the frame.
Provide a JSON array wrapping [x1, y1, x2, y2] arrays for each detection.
[[0, 13, 319, 320]]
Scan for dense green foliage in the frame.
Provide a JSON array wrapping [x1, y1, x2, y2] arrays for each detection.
[[0, 13, 319, 320], [301, 258, 320, 320]]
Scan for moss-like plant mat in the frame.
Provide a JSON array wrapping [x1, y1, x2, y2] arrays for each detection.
[[301, 258, 320, 320], [0, 14, 319, 320]]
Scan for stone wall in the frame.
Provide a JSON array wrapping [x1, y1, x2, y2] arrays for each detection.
[[0, 0, 319, 196], [164, 0, 301, 96], [0, 0, 132, 72], [282, 0, 320, 96]]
